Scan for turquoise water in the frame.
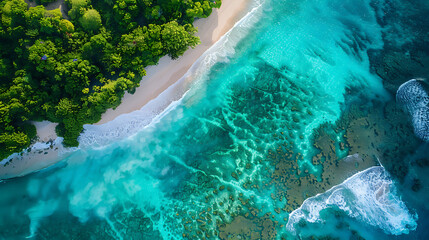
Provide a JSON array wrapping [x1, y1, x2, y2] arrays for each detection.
[[1, 0, 428, 239]]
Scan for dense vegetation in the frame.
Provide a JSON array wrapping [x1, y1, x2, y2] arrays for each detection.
[[0, 0, 221, 159]]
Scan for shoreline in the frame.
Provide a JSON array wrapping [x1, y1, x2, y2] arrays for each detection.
[[0, 0, 253, 180], [97, 0, 251, 124]]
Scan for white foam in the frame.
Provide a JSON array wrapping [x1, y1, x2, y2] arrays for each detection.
[[78, 88, 186, 148], [1, 138, 65, 167], [0, 0, 266, 162], [18, 2, 268, 237], [286, 166, 418, 236], [396, 79, 429, 141], [77, 0, 266, 149]]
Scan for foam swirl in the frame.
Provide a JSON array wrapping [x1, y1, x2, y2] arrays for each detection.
[[286, 166, 418, 236], [396, 79, 429, 141]]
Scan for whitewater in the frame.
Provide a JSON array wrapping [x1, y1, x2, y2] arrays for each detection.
[[1, 0, 428, 239]]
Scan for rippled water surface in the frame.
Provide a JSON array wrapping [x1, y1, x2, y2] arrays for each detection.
[[1, 0, 429, 239]]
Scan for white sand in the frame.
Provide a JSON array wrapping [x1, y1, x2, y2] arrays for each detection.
[[0, 139, 69, 179], [33, 121, 58, 142], [97, 0, 250, 124], [0, 0, 252, 180]]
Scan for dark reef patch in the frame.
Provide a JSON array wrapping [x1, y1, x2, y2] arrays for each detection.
[[370, 0, 429, 94], [368, 0, 429, 179], [2, 1, 429, 239]]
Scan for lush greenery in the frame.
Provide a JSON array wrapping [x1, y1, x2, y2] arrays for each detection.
[[0, 0, 221, 159]]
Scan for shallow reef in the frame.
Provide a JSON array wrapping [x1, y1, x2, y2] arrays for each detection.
[[1, 0, 429, 239]]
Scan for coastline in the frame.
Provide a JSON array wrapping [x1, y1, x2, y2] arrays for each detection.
[[97, 0, 251, 124], [0, 0, 428, 238], [0, 0, 253, 180]]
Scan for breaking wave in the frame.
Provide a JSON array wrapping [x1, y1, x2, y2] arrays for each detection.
[[78, 0, 266, 148], [286, 166, 418, 236]]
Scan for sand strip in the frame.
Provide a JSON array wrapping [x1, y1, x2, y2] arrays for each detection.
[[97, 0, 250, 124], [0, 0, 252, 180]]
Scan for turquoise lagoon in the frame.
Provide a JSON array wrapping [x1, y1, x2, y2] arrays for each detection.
[[1, 0, 428, 239]]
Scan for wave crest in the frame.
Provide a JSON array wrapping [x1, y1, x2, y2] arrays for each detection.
[[286, 166, 417, 236], [77, 0, 266, 148]]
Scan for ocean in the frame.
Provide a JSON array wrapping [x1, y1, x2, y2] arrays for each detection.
[[1, 0, 429, 239]]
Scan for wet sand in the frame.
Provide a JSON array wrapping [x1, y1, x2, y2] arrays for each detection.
[[0, 0, 253, 180], [97, 0, 251, 124]]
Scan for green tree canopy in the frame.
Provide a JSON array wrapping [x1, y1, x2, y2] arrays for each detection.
[[82, 32, 112, 64], [66, 0, 89, 20], [59, 19, 75, 33], [80, 9, 101, 32], [1, 0, 27, 28], [28, 40, 58, 73], [161, 21, 200, 59], [0, 0, 221, 156], [25, 6, 46, 30]]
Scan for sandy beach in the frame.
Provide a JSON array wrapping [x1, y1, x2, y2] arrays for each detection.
[[0, 139, 70, 180], [97, 0, 251, 124], [32, 121, 58, 142], [0, 0, 252, 179]]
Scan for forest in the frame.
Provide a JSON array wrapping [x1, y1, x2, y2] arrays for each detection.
[[0, 0, 221, 159]]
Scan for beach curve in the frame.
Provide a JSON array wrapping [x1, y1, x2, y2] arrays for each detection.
[[0, 0, 254, 180]]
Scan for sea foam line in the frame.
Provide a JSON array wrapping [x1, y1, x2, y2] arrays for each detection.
[[0, 0, 266, 165], [77, 0, 267, 149], [286, 164, 418, 236]]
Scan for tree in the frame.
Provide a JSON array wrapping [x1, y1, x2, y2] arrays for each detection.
[[1, 0, 27, 28], [0, 131, 30, 158], [28, 40, 58, 73], [0, 0, 220, 158], [55, 98, 76, 117], [40, 9, 62, 35], [66, 0, 89, 20], [59, 19, 75, 33], [0, 58, 13, 80], [117, 25, 164, 76], [112, 0, 140, 30], [82, 32, 112, 64], [80, 9, 102, 32], [0, 101, 12, 131], [161, 21, 200, 59], [186, 1, 213, 19], [55, 59, 94, 96], [25, 6, 46, 30]]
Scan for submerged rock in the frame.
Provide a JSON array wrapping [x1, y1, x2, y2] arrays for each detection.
[[396, 79, 429, 141]]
